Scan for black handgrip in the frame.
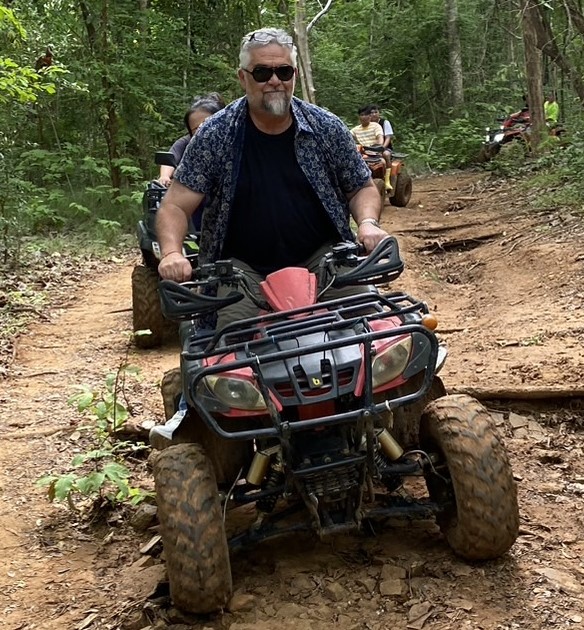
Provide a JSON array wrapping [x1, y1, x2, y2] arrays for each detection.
[[159, 280, 243, 321], [332, 236, 404, 287], [363, 144, 385, 153], [154, 151, 177, 168]]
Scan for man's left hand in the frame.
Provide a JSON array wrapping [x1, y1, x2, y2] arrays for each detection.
[[357, 222, 389, 253]]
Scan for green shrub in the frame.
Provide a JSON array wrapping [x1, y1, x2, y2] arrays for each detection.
[[37, 365, 153, 511]]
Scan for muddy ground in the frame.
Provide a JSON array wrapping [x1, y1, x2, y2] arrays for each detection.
[[1, 170, 584, 630]]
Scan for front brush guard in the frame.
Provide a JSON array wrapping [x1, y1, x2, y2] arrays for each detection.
[[183, 293, 439, 442]]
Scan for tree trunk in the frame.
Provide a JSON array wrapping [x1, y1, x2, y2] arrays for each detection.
[[183, 0, 191, 93], [293, 0, 334, 104], [78, 0, 122, 193], [537, 0, 584, 106], [294, 0, 316, 103], [445, 0, 464, 110], [520, 0, 544, 150]]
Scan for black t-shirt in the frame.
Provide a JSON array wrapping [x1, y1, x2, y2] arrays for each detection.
[[221, 116, 339, 274]]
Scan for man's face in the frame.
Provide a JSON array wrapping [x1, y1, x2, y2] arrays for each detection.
[[359, 112, 372, 126], [238, 43, 297, 117], [370, 109, 380, 122]]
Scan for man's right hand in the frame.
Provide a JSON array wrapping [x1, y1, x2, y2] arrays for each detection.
[[157, 175, 173, 187], [158, 251, 192, 282]]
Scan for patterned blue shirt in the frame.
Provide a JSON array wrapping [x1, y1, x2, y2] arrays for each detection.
[[174, 96, 371, 266]]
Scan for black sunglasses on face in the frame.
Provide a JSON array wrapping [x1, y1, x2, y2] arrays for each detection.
[[243, 65, 295, 83]]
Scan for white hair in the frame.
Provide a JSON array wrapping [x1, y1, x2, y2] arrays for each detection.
[[239, 28, 298, 69]]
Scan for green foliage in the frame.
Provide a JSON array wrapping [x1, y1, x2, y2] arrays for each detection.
[[483, 140, 529, 177], [399, 117, 485, 172], [0, 5, 27, 39], [1, 141, 144, 262], [1, 0, 583, 252], [37, 364, 153, 511], [522, 128, 584, 211]]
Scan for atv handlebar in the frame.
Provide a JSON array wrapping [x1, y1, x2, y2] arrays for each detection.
[[155, 151, 177, 168], [362, 144, 385, 154], [322, 237, 403, 288], [158, 281, 243, 321], [159, 237, 404, 322]]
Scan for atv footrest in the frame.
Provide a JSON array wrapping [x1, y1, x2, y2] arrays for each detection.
[[364, 499, 441, 521]]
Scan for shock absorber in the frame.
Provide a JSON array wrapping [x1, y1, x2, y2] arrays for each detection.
[[246, 445, 284, 513], [257, 461, 284, 513], [375, 429, 404, 492], [378, 429, 404, 460]]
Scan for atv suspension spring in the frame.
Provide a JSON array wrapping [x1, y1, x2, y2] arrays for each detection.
[[374, 450, 391, 474], [257, 468, 285, 513]]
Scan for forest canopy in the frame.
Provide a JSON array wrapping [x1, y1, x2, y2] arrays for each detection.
[[1, 0, 583, 260]]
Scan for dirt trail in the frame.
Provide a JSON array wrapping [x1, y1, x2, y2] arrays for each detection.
[[1, 171, 584, 630]]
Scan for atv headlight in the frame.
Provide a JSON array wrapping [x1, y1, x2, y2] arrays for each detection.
[[201, 375, 267, 411], [371, 337, 413, 388], [493, 132, 505, 143]]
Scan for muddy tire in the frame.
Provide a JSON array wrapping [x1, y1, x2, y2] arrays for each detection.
[[478, 142, 501, 163], [132, 265, 165, 349], [159, 367, 253, 485], [153, 443, 232, 613], [390, 172, 412, 207], [161, 367, 182, 421], [389, 374, 446, 448], [420, 394, 519, 560]]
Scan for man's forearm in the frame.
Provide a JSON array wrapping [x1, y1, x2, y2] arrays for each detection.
[[155, 181, 205, 257], [349, 180, 383, 224], [156, 203, 190, 256]]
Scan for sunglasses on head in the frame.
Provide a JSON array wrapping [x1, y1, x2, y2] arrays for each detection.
[[243, 65, 295, 83], [247, 31, 293, 45]]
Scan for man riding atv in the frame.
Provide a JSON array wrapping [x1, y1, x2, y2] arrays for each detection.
[[155, 30, 385, 315], [151, 26, 386, 446], [149, 28, 518, 615]]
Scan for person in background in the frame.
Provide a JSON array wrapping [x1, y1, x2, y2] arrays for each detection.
[[544, 93, 559, 126], [370, 104, 394, 150], [157, 92, 225, 187], [351, 105, 392, 190], [350, 105, 384, 148]]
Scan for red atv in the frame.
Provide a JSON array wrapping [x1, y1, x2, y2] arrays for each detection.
[[152, 238, 519, 614], [479, 110, 531, 162], [479, 110, 566, 162], [358, 145, 412, 207]]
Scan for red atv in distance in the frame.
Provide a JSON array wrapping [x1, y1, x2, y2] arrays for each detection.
[[358, 144, 412, 208], [479, 109, 566, 162], [479, 110, 531, 162]]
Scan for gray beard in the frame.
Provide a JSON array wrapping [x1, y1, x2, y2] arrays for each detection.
[[262, 93, 290, 116]]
